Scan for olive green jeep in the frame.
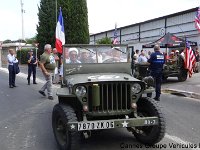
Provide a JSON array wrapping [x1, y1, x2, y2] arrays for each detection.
[[162, 54, 188, 81], [52, 44, 166, 150], [134, 54, 188, 82]]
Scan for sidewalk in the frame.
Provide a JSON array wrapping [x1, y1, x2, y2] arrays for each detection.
[[162, 72, 200, 99], [0, 65, 60, 87]]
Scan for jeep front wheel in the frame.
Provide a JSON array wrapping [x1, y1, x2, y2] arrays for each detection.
[[133, 97, 166, 145], [178, 69, 188, 82], [52, 104, 80, 150]]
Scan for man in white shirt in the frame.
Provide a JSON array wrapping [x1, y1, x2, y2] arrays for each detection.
[[7, 49, 18, 88], [138, 51, 148, 63], [134, 49, 139, 63]]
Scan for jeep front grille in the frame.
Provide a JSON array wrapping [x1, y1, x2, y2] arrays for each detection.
[[88, 82, 131, 112]]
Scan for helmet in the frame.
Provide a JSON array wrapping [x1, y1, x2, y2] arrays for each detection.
[[69, 48, 78, 54]]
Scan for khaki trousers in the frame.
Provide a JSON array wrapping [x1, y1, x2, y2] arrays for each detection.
[[40, 72, 53, 96]]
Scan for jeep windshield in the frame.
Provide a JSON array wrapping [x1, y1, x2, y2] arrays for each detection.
[[62, 44, 131, 76], [63, 44, 129, 64]]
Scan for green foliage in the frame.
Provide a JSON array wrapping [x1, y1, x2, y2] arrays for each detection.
[[37, 0, 56, 54], [25, 36, 37, 44], [37, 0, 90, 52], [3, 39, 12, 43], [96, 37, 112, 44], [16, 39, 26, 43], [16, 48, 36, 64], [65, 0, 89, 44]]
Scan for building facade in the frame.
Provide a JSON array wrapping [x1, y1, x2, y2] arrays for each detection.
[[1, 42, 33, 66], [90, 7, 200, 51]]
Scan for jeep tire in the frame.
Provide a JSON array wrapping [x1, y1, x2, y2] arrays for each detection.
[[178, 68, 188, 82], [133, 97, 166, 145], [52, 104, 80, 150]]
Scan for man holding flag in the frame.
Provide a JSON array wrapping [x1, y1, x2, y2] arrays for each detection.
[[55, 8, 65, 54]]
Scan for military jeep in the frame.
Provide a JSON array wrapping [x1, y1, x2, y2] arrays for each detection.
[[162, 54, 188, 82], [134, 54, 188, 82], [52, 44, 166, 150]]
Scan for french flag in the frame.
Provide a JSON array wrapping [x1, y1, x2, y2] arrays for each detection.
[[55, 8, 65, 54]]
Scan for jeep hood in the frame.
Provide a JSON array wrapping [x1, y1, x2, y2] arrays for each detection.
[[65, 73, 140, 85]]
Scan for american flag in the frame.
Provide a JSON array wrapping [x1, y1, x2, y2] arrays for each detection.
[[113, 23, 119, 44], [195, 6, 200, 32], [184, 39, 196, 77]]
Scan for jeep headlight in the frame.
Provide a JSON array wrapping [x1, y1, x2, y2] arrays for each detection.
[[131, 83, 142, 94], [75, 86, 87, 97]]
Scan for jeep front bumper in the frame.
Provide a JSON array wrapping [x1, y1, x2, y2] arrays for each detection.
[[67, 117, 158, 131]]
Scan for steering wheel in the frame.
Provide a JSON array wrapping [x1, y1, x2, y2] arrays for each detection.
[[102, 57, 120, 63]]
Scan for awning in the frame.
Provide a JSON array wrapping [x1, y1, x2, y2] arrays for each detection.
[[142, 32, 197, 48]]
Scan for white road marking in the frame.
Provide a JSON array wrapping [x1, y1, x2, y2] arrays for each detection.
[[166, 133, 200, 150]]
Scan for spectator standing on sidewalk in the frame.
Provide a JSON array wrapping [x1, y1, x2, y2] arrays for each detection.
[[148, 44, 165, 101], [38, 44, 56, 100], [7, 49, 19, 88], [138, 51, 148, 63], [134, 49, 139, 63], [27, 49, 37, 85]]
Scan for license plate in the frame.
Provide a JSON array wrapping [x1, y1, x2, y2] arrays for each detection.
[[78, 121, 114, 131]]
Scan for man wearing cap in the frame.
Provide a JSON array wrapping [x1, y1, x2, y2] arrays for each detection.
[[39, 44, 56, 100], [27, 49, 37, 85], [66, 48, 81, 64], [79, 49, 95, 63], [148, 44, 165, 101]]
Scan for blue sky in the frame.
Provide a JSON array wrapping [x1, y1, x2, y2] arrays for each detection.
[[0, 0, 199, 41]]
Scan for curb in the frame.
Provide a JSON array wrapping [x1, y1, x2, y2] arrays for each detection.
[[162, 89, 200, 100]]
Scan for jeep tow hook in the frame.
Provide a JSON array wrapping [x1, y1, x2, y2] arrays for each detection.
[[83, 131, 91, 139]]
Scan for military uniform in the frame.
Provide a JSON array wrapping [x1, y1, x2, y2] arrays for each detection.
[[27, 53, 37, 85], [148, 51, 165, 101]]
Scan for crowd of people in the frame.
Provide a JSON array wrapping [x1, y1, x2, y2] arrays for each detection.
[[133, 47, 199, 67], [6, 43, 199, 101]]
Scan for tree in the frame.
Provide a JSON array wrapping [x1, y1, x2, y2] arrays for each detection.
[[36, 0, 56, 53], [25, 36, 37, 44], [3, 39, 12, 43], [96, 37, 112, 44], [65, 0, 89, 44], [37, 0, 90, 54]]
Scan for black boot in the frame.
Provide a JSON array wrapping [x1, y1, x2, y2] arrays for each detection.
[[27, 78, 30, 85], [33, 78, 37, 84]]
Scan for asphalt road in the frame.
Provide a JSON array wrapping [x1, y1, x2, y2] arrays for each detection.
[[0, 70, 200, 150]]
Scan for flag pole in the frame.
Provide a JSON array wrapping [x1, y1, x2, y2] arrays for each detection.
[[55, 0, 57, 23]]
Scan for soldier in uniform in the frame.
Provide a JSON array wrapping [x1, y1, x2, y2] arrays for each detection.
[[148, 44, 165, 101], [27, 49, 37, 85]]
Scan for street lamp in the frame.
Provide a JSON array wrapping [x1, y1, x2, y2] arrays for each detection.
[[20, 0, 25, 40]]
